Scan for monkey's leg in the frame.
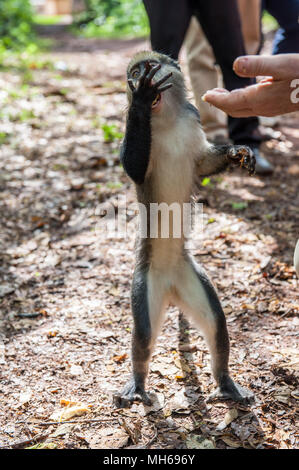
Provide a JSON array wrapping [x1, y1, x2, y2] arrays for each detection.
[[113, 267, 167, 408], [175, 257, 254, 404], [197, 144, 255, 176]]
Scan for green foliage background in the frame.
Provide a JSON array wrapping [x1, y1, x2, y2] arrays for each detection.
[[74, 0, 149, 38], [0, 0, 277, 49], [0, 0, 36, 49]]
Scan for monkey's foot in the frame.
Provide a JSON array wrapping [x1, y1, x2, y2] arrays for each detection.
[[113, 380, 152, 408], [207, 376, 255, 405], [227, 146, 256, 176]]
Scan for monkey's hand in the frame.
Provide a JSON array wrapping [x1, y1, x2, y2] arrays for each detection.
[[227, 145, 256, 176], [128, 60, 173, 107]]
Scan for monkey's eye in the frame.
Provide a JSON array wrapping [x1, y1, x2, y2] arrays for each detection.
[[132, 70, 139, 79]]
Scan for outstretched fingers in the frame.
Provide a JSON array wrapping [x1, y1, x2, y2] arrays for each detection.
[[145, 63, 161, 84], [154, 71, 173, 89], [139, 60, 152, 87], [243, 152, 256, 176], [237, 147, 256, 175], [227, 146, 256, 176], [157, 83, 173, 92], [128, 61, 173, 97]]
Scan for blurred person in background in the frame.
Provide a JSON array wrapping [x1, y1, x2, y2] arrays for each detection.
[[184, 0, 261, 146], [184, 18, 229, 145], [202, 52, 299, 277], [184, 0, 299, 171], [142, 0, 273, 175], [263, 0, 299, 54]]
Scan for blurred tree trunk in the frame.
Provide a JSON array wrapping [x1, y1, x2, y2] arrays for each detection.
[[72, 0, 85, 13]]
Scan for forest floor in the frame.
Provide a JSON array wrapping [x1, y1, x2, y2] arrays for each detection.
[[0, 29, 298, 450]]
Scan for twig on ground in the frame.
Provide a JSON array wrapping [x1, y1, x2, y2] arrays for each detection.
[[145, 426, 158, 448], [0, 432, 50, 449], [24, 417, 119, 427]]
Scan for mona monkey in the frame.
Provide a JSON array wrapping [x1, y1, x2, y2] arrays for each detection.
[[113, 51, 255, 407]]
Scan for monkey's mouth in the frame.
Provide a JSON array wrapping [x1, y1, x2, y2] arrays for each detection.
[[152, 93, 161, 109]]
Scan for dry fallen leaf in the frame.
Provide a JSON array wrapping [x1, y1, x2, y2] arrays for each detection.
[[86, 427, 129, 449], [0, 284, 15, 298], [69, 364, 84, 376], [151, 360, 178, 377], [50, 423, 75, 438], [186, 435, 215, 449], [131, 392, 165, 417], [168, 389, 198, 412], [47, 331, 58, 338], [221, 435, 242, 448], [60, 398, 79, 407], [18, 388, 32, 406], [179, 343, 197, 352], [216, 408, 238, 431], [113, 353, 128, 363], [224, 408, 238, 425], [174, 357, 192, 373], [109, 286, 120, 296], [274, 386, 291, 404], [50, 400, 91, 422]]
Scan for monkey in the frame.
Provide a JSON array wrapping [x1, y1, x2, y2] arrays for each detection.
[[113, 51, 255, 408]]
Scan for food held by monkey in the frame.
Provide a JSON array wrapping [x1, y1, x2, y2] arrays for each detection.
[[113, 51, 255, 408]]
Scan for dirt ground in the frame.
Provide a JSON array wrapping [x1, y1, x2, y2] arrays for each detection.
[[0, 29, 298, 449]]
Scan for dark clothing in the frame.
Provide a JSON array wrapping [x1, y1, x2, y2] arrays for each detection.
[[263, 0, 299, 54], [142, 0, 261, 147]]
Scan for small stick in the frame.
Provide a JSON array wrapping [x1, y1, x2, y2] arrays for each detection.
[[0, 432, 49, 449], [3, 418, 120, 448], [27, 417, 119, 426], [145, 427, 158, 448]]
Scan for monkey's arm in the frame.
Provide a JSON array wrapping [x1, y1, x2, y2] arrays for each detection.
[[120, 101, 152, 185], [121, 62, 172, 185], [197, 144, 256, 176]]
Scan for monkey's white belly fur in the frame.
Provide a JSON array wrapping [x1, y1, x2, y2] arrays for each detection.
[[148, 114, 208, 268], [150, 114, 206, 204], [143, 114, 216, 344]]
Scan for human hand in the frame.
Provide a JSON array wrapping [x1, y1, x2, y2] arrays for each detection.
[[202, 54, 299, 117]]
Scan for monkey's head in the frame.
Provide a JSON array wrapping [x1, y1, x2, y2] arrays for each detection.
[[126, 51, 186, 118]]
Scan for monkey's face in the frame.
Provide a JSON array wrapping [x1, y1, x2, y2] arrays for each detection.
[[127, 52, 185, 117], [129, 59, 164, 111]]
